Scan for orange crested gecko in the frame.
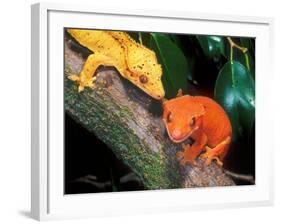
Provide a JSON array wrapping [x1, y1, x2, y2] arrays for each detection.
[[67, 29, 165, 100], [162, 90, 232, 166]]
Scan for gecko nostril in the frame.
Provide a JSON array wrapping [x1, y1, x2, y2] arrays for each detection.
[[171, 129, 182, 140]]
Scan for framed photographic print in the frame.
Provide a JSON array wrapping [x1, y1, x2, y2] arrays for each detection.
[[31, 2, 274, 221]]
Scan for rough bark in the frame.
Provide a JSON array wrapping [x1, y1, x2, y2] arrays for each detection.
[[64, 37, 235, 190]]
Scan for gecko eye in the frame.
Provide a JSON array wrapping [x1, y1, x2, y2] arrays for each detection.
[[167, 112, 172, 123], [139, 75, 148, 84], [189, 117, 196, 126]]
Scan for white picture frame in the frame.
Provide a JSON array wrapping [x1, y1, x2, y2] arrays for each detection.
[[31, 2, 274, 221]]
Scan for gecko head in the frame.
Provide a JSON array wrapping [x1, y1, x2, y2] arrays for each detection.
[[128, 59, 165, 100], [162, 96, 205, 143]]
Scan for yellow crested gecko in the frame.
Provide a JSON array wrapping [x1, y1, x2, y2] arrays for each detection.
[[67, 29, 165, 100]]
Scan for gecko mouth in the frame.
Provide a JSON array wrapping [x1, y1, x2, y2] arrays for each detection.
[[140, 87, 165, 100], [151, 92, 165, 100], [163, 122, 198, 143]]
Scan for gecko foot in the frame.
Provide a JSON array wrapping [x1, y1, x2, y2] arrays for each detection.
[[200, 146, 223, 166], [176, 143, 197, 166], [68, 73, 80, 82], [68, 73, 96, 92]]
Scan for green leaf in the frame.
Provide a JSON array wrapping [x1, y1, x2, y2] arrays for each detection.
[[214, 61, 255, 141], [169, 34, 195, 82], [197, 36, 225, 59], [150, 33, 189, 98], [169, 34, 184, 50]]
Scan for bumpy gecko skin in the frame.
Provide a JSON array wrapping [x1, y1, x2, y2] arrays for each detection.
[[162, 90, 232, 166], [67, 29, 165, 100]]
